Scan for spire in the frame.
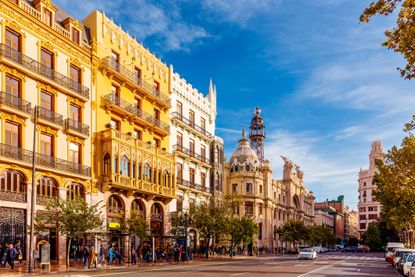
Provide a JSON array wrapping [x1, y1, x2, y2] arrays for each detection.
[[209, 78, 214, 94]]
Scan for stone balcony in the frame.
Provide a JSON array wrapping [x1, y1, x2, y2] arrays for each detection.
[[171, 112, 212, 140], [0, 92, 32, 118]]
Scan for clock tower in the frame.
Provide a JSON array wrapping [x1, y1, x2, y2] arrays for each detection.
[[249, 107, 266, 162]]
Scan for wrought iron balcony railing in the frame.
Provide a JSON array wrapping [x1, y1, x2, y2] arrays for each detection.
[[171, 112, 212, 138], [102, 57, 170, 105], [0, 143, 91, 177], [36, 106, 63, 126], [173, 144, 210, 164], [64, 118, 89, 137], [0, 44, 89, 99], [0, 190, 26, 203], [0, 92, 31, 114]]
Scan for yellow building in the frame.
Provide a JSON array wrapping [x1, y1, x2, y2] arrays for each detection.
[[83, 11, 175, 252], [0, 0, 93, 261]]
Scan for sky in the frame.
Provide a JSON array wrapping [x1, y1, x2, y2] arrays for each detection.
[[55, 0, 414, 209]]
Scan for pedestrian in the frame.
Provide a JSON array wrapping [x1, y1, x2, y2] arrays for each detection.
[[6, 243, 17, 270], [108, 246, 115, 265], [0, 244, 7, 267], [131, 247, 137, 265], [98, 245, 106, 266], [14, 240, 22, 264], [88, 246, 97, 269], [82, 246, 90, 268]]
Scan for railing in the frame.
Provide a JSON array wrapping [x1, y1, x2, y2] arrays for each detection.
[[36, 106, 63, 126], [0, 44, 89, 99], [19, 0, 41, 20], [154, 118, 169, 133], [102, 57, 170, 105], [171, 112, 212, 138], [64, 118, 89, 136], [0, 190, 26, 203], [0, 143, 91, 177], [0, 92, 31, 114], [53, 23, 70, 40], [36, 194, 57, 205], [173, 144, 210, 164]]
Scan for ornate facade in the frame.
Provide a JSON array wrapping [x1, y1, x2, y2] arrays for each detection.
[[357, 141, 383, 235], [224, 110, 315, 249], [0, 0, 93, 261], [82, 10, 176, 254]]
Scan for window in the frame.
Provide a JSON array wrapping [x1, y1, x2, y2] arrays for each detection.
[[369, 214, 378, 220], [189, 168, 195, 185], [259, 203, 263, 215], [153, 80, 160, 90], [5, 122, 21, 147], [72, 28, 80, 44], [134, 67, 141, 81], [6, 75, 20, 97], [103, 153, 110, 174], [201, 117, 206, 131], [5, 28, 21, 52], [134, 98, 141, 110], [359, 207, 366, 212], [258, 223, 262, 240], [70, 65, 81, 84], [189, 110, 195, 126], [70, 104, 81, 122], [40, 133, 53, 156], [274, 208, 277, 219], [131, 200, 144, 217], [134, 129, 142, 140], [201, 145, 206, 161], [69, 142, 80, 164], [232, 183, 237, 192], [111, 51, 119, 63], [37, 177, 57, 198], [176, 163, 183, 182], [360, 223, 366, 230], [200, 172, 206, 188], [120, 155, 130, 176], [363, 182, 366, 186], [67, 183, 84, 200], [43, 8, 52, 26], [153, 138, 160, 148], [108, 195, 123, 213], [259, 185, 263, 193], [368, 206, 378, 212], [177, 132, 183, 148], [176, 196, 183, 212], [360, 215, 366, 220], [41, 90, 54, 110], [154, 109, 160, 120], [176, 101, 183, 116], [0, 170, 25, 195], [245, 202, 253, 215], [143, 163, 151, 181], [246, 183, 253, 193], [189, 139, 195, 156], [41, 48, 54, 69], [110, 118, 120, 130]]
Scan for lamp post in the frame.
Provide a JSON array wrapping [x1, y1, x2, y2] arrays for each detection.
[[180, 212, 191, 261]]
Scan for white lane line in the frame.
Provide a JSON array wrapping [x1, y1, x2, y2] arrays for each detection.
[[231, 273, 247, 276], [297, 265, 331, 277]]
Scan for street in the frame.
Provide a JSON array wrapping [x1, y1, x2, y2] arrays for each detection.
[[22, 252, 399, 277]]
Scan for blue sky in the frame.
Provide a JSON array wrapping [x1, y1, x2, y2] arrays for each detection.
[[56, 0, 414, 209]]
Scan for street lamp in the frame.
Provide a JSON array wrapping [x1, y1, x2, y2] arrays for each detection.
[[179, 212, 191, 261]]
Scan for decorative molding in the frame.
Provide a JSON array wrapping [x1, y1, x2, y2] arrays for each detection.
[[36, 124, 58, 136], [0, 64, 27, 81], [0, 112, 27, 126], [67, 95, 84, 108], [66, 134, 85, 145]]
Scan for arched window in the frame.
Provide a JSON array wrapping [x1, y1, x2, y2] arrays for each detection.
[[0, 170, 26, 202], [103, 153, 110, 174], [120, 155, 130, 176], [137, 163, 142, 179], [131, 199, 145, 217], [245, 163, 252, 172], [143, 163, 151, 181], [293, 195, 300, 210], [37, 177, 58, 198], [107, 194, 124, 214], [113, 155, 118, 174], [67, 183, 85, 200], [163, 170, 169, 187]]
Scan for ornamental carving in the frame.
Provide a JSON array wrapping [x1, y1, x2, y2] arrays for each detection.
[[67, 96, 84, 108], [37, 40, 54, 53], [36, 82, 58, 95], [0, 112, 27, 126], [68, 58, 82, 69], [36, 124, 58, 136], [66, 134, 85, 145], [0, 65, 26, 81], [5, 19, 22, 33]]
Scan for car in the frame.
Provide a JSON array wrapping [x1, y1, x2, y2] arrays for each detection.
[[402, 254, 415, 276], [398, 253, 411, 272], [385, 242, 405, 261], [393, 249, 415, 268], [298, 248, 317, 260]]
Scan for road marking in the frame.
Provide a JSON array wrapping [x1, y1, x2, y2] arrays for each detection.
[[297, 265, 331, 277], [231, 273, 247, 276]]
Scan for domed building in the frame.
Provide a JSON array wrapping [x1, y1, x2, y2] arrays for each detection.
[[224, 108, 315, 251]]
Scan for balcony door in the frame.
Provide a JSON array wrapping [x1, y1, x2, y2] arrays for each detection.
[[5, 121, 21, 148], [5, 28, 21, 52]]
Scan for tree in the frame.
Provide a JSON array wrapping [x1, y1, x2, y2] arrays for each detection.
[[364, 223, 383, 251], [373, 121, 415, 247], [228, 216, 259, 254], [35, 197, 103, 268], [276, 221, 309, 247], [122, 215, 150, 242], [360, 0, 415, 79]]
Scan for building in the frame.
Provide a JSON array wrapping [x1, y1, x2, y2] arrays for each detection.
[[315, 196, 346, 241], [0, 0, 93, 260], [345, 208, 360, 240], [83, 11, 175, 255], [357, 141, 383, 235], [314, 209, 335, 232], [224, 109, 315, 249]]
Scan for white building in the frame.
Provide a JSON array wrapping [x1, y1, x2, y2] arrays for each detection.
[[168, 67, 218, 215], [358, 140, 383, 235]]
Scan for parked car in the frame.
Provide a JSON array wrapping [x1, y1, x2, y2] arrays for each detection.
[[393, 249, 415, 269], [385, 242, 405, 261], [298, 248, 317, 260], [402, 254, 415, 276], [398, 253, 411, 272]]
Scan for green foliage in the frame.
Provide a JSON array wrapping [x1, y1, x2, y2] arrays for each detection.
[[190, 201, 227, 242], [122, 214, 150, 240], [360, 0, 415, 79], [276, 221, 309, 243], [364, 223, 383, 251], [228, 216, 259, 246], [308, 225, 337, 247]]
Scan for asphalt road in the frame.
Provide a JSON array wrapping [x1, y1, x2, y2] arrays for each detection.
[[27, 252, 400, 277]]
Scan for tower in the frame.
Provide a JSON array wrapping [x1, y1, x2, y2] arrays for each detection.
[[249, 107, 266, 162]]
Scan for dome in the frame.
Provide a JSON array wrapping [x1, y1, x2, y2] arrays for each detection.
[[230, 130, 259, 165]]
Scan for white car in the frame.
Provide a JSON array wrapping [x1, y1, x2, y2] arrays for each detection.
[[394, 249, 415, 268], [403, 254, 415, 276], [298, 248, 317, 260]]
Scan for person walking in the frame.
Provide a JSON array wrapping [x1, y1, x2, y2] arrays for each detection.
[[108, 246, 115, 265], [131, 247, 137, 265], [0, 244, 7, 267], [14, 240, 22, 264], [88, 246, 97, 269], [6, 243, 17, 270], [82, 246, 90, 268], [98, 245, 106, 266]]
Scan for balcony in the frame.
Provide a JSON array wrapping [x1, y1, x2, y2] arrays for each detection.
[[173, 144, 210, 165], [171, 112, 212, 139], [0, 143, 91, 178], [102, 57, 170, 107], [0, 92, 32, 118], [103, 93, 169, 136], [0, 190, 26, 203], [0, 44, 89, 100], [36, 106, 63, 129], [176, 178, 208, 193], [64, 118, 89, 138]]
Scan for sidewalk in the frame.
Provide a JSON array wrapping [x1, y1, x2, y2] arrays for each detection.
[[0, 254, 279, 276]]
